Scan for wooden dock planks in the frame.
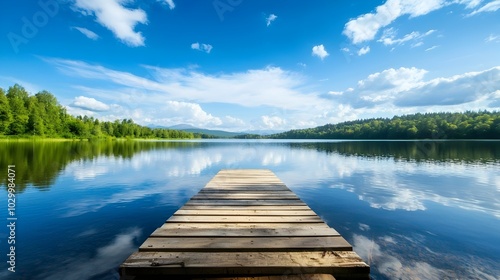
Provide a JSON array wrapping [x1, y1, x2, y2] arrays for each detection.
[[120, 169, 369, 280]]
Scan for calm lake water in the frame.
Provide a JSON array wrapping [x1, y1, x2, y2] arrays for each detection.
[[0, 140, 499, 280]]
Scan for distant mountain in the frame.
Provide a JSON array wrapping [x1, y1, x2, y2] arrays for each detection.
[[151, 124, 285, 138], [167, 124, 198, 130], [243, 129, 285, 135], [166, 124, 245, 138]]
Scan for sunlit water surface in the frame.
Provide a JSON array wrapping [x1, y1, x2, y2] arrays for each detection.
[[0, 140, 499, 280]]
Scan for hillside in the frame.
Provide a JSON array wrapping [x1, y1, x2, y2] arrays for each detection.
[[168, 125, 244, 138], [0, 84, 196, 139], [268, 111, 500, 139]]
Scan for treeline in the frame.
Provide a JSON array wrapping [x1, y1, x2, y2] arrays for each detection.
[[0, 84, 195, 139], [269, 111, 500, 139], [0, 141, 204, 192]]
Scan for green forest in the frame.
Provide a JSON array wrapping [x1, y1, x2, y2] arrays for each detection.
[[1, 83, 499, 140], [0, 84, 195, 139], [269, 111, 500, 139]]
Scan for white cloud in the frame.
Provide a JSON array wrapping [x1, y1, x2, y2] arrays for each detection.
[[70, 96, 110, 112], [358, 46, 371, 56], [72, 26, 99, 40], [191, 42, 213, 53], [160, 0, 175, 9], [266, 13, 278, 26], [412, 41, 424, 48], [312, 44, 329, 60], [339, 67, 428, 108], [343, 0, 470, 44], [485, 34, 500, 43], [73, 0, 147, 46], [425, 45, 439, 51], [379, 28, 435, 46], [470, 0, 500, 15], [395, 66, 500, 106], [454, 0, 483, 9], [328, 66, 500, 109], [47, 58, 325, 113], [260, 115, 286, 129], [223, 115, 246, 129], [328, 91, 343, 96], [163, 101, 222, 126]]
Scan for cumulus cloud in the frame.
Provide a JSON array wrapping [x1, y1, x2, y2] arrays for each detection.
[[266, 13, 278, 26], [358, 46, 371, 56], [312, 44, 329, 60], [342, 0, 480, 44], [395, 66, 500, 106], [332, 67, 428, 108], [260, 116, 286, 129], [70, 96, 110, 112], [163, 101, 222, 126], [72, 26, 99, 40], [191, 42, 213, 53], [328, 66, 500, 109], [73, 0, 147, 46]]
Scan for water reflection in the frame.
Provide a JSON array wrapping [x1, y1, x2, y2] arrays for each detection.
[[40, 228, 141, 280], [2, 140, 499, 191], [0, 140, 499, 280], [352, 231, 499, 280], [0, 140, 204, 191]]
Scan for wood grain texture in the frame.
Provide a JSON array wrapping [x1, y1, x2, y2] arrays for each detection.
[[122, 251, 368, 279], [151, 227, 340, 237], [120, 169, 369, 280], [139, 236, 352, 252]]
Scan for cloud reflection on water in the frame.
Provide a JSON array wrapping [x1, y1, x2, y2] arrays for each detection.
[[63, 142, 500, 219], [352, 232, 499, 280], [41, 228, 141, 280]]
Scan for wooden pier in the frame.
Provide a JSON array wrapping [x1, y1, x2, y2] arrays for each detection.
[[120, 169, 369, 280]]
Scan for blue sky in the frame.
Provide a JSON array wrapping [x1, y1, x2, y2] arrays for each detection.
[[1, 0, 499, 131]]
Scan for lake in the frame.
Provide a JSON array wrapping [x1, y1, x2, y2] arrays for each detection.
[[0, 139, 499, 280]]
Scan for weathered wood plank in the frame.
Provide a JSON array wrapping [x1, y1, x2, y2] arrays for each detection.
[[185, 200, 307, 206], [161, 222, 334, 230], [121, 251, 369, 279], [174, 209, 318, 216], [179, 205, 313, 211], [191, 194, 300, 200], [120, 169, 369, 280], [167, 215, 323, 223], [198, 190, 294, 194], [151, 227, 340, 237], [202, 186, 291, 192], [139, 237, 352, 252]]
